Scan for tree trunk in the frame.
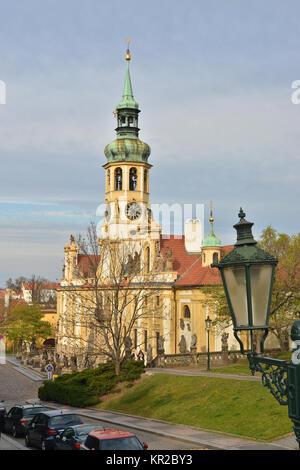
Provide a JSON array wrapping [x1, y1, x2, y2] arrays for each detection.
[[115, 360, 120, 376]]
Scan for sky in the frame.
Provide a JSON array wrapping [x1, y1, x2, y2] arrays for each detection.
[[1, 0, 300, 286]]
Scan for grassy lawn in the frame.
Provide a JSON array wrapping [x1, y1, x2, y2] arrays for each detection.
[[98, 373, 292, 441], [207, 351, 292, 376]]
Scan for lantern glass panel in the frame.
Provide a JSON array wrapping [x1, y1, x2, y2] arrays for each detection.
[[223, 266, 248, 327], [250, 264, 272, 327]]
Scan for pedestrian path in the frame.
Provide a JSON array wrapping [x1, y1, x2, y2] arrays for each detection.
[[26, 398, 298, 450], [148, 367, 261, 381], [6, 356, 45, 382]]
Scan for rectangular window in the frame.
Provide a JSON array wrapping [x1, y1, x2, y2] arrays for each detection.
[[134, 329, 137, 349], [156, 296, 160, 306], [144, 330, 148, 351], [156, 332, 160, 353]]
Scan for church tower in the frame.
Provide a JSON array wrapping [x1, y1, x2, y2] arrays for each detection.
[[101, 41, 159, 242]]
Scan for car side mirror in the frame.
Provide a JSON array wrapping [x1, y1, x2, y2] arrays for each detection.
[[143, 442, 148, 450]]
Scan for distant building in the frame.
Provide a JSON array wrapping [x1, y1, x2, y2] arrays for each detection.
[[1, 282, 59, 347]]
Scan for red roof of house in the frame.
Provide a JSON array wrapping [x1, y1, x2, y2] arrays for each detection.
[[78, 254, 99, 277], [23, 282, 59, 290], [160, 235, 200, 276], [160, 235, 234, 287]]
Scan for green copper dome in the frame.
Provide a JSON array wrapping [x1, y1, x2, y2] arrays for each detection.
[[203, 214, 221, 247], [104, 45, 150, 164], [104, 138, 150, 163]]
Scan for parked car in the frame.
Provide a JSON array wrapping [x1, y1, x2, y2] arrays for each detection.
[[0, 401, 6, 433], [25, 410, 83, 450], [81, 429, 148, 451], [55, 424, 105, 450], [4, 405, 49, 437]]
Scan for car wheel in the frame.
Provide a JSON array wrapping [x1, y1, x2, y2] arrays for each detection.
[[25, 434, 32, 448], [12, 425, 18, 438]]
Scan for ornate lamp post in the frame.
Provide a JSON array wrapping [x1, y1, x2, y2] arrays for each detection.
[[212, 208, 300, 449], [205, 315, 212, 371]]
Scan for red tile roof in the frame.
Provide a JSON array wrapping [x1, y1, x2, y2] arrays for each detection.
[[78, 254, 99, 277], [160, 235, 234, 287], [160, 235, 201, 276], [23, 282, 59, 290]]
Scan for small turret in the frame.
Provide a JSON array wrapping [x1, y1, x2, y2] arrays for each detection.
[[63, 235, 79, 282], [202, 202, 222, 267]]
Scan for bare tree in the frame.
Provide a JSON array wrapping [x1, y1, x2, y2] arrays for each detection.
[[59, 222, 165, 375], [26, 274, 49, 304]]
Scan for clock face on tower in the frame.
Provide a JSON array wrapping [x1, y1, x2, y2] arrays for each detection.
[[126, 202, 142, 220]]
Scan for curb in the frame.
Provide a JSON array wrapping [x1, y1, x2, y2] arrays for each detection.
[[0, 433, 29, 450]]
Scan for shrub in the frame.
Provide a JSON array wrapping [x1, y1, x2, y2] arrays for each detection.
[[38, 359, 144, 407], [38, 381, 99, 407]]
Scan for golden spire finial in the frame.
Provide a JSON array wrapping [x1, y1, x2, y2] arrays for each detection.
[[209, 200, 214, 223], [126, 39, 131, 61]]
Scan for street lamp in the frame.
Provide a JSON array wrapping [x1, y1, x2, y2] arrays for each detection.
[[212, 208, 300, 449], [212, 208, 278, 354], [205, 315, 212, 371]]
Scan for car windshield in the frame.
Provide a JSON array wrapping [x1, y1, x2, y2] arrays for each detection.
[[23, 407, 48, 417], [76, 425, 104, 437], [50, 414, 81, 426], [101, 437, 143, 450]]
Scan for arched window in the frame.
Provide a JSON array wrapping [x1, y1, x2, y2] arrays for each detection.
[[184, 305, 191, 319], [107, 169, 110, 190], [144, 169, 148, 191], [115, 167, 122, 190], [145, 246, 150, 273], [213, 252, 219, 264], [128, 116, 133, 126], [129, 167, 137, 191], [203, 252, 206, 263]]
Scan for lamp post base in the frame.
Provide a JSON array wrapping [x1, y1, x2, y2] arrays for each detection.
[[292, 420, 300, 450]]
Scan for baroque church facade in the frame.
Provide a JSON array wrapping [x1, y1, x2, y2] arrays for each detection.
[[55, 46, 239, 368]]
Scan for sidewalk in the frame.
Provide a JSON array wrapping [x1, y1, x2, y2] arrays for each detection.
[[0, 434, 28, 450], [26, 398, 298, 450], [5, 355, 46, 382]]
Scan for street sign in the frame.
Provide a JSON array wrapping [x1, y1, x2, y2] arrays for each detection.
[[45, 363, 54, 380]]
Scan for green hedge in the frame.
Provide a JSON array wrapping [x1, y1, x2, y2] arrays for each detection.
[[38, 360, 144, 408]]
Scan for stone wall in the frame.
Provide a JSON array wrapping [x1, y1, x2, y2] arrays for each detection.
[[150, 348, 281, 368]]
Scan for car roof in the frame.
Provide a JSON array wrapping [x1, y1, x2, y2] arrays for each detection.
[[11, 404, 47, 410], [36, 409, 76, 417], [89, 429, 135, 440], [69, 424, 104, 430]]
